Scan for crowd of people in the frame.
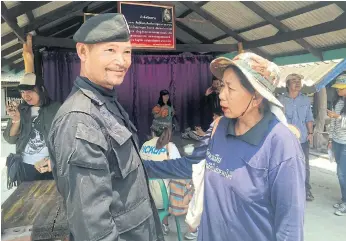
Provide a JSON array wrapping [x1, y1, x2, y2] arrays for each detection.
[[3, 13, 346, 241]]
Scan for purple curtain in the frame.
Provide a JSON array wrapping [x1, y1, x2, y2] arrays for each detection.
[[42, 51, 213, 143]]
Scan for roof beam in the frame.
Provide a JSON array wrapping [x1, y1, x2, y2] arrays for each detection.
[[176, 21, 209, 43], [210, 1, 334, 43], [1, 43, 22, 57], [271, 43, 346, 59], [243, 13, 346, 49], [2, 52, 23, 67], [6, 2, 50, 19], [180, 1, 272, 59], [1, 2, 25, 43], [32, 35, 239, 52], [1, 2, 92, 44], [178, 1, 209, 18], [336, 2, 346, 12], [242, 1, 323, 60]]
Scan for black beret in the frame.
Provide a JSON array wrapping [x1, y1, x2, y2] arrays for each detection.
[[73, 13, 131, 44]]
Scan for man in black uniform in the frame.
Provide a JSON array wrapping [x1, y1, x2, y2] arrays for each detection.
[[48, 13, 164, 241]]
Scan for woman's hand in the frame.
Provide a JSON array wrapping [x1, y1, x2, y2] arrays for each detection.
[[34, 158, 52, 173], [205, 87, 213, 96], [327, 110, 341, 119], [328, 141, 332, 150]]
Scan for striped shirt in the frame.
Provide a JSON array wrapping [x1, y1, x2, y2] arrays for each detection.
[[329, 98, 346, 144]]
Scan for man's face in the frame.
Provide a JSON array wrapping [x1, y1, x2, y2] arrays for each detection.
[[287, 78, 302, 93], [78, 41, 132, 89], [212, 79, 221, 91]]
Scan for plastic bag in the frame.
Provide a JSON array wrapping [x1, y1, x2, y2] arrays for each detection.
[[328, 149, 335, 163]]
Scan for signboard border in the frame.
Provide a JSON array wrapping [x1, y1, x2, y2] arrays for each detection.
[[118, 1, 176, 50]]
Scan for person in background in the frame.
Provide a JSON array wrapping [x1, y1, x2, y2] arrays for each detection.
[[143, 52, 305, 241], [278, 73, 315, 201], [139, 126, 181, 235], [202, 77, 222, 130], [151, 89, 175, 136], [4, 73, 61, 182], [182, 109, 222, 140], [327, 73, 346, 216]]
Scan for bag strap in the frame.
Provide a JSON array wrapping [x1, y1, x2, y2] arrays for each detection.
[[166, 144, 170, 159], [211, 116, 222, 138]]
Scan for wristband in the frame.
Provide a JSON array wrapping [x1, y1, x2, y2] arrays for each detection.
[[12, 120, 20, 124]]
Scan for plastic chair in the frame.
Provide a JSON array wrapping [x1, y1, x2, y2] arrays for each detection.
[[150, 178, 182, 241]]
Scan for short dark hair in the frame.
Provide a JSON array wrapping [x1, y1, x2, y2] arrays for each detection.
[[212, 77, 220, 82], [224, 65, 269, 114], [19, 84, 52, 107]]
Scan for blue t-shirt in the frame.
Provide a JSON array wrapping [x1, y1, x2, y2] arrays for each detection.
[[278, 93, 314, 143], [144, 111, 306, 241]]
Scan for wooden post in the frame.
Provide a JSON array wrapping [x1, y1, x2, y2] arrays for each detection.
[[33, 48, 43, 86], [23, 34, 34, 73], [313, 88, 328, 152], [238, 42, 244, 54]]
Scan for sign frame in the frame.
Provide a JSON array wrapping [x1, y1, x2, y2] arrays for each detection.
[[118, 1, 176, 50]]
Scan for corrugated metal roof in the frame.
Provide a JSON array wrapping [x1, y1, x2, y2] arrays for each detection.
[[255, 1, 314, 17], [214, 36, 237, 45], [170, 1, 189, 17], [32, 1, 71, 18], [16, 14, 30, 28], [282, 4, 343, 30], [1, 22, 12, 36], [240, 24, 279, 41], [4, 49, 22, 59], [259, 41, 305, 55], [183, 12, 225, 40], [304, 29, 346, 48], [175, 27, 201, 44], [277, 59, 343, 88], [3, 1, 20, 9], [202, 1, 264, 30], [1, 39, 18, 51]]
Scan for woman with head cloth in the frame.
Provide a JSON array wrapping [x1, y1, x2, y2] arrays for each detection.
[[144, 52, 305, 241]]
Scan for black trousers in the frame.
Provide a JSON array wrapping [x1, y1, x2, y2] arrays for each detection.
[[22, 162, 53, 182], [301, 142, 311, 192]]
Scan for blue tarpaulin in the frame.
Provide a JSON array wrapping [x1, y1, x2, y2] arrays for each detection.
[[315, 59, 346, 92]]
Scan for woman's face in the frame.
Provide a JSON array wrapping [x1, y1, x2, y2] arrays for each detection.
[[336, 88, 346, 97], [162, 94, 169, 104], [219, 68, 259, 119], [20, 89, 40, 106]]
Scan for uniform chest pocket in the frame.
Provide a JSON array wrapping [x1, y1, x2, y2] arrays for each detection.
[[108, 123, 140, 179], [230, 158, 269, 204], [298, 104, 308, 122], [72, 123, 109, 170]]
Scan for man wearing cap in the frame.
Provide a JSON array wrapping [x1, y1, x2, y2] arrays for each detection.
[[47, 14, 164, 241], [278, 73, 315, 201], [4, 73, 61, 182]]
